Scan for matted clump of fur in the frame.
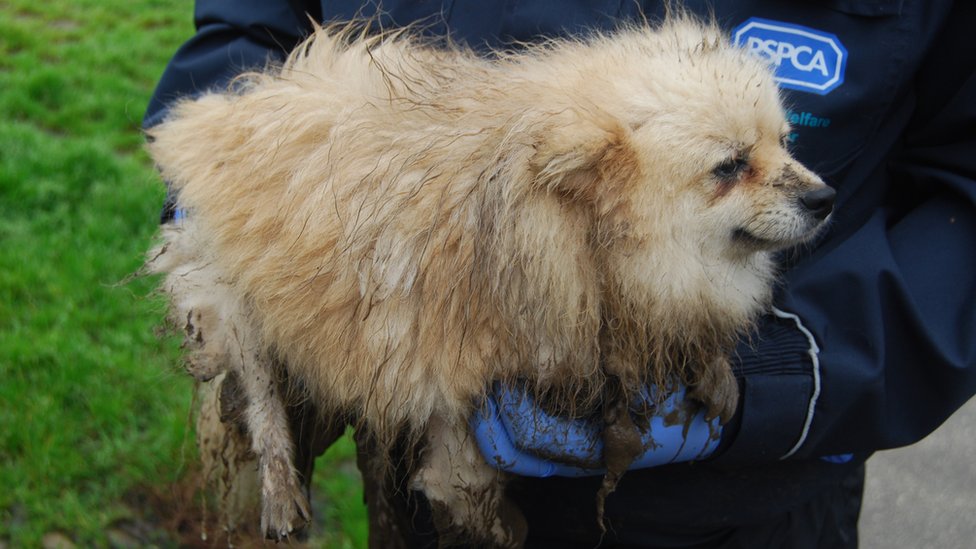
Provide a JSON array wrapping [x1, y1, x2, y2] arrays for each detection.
[[146, 15, 833, 547]]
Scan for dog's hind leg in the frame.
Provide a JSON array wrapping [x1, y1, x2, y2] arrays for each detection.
[[226, 323, 312, 540], [410, 415, 527, 548], [152, 230, 310, 539], [196, 371, 262, 538]]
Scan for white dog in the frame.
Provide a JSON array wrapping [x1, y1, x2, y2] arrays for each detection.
[[147, 15, 832, 547]]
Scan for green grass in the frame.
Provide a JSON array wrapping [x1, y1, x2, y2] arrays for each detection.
[[0, 1, 366, 546]]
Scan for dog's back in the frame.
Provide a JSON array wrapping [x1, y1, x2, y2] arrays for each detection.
[[150, 25, 609, 433]]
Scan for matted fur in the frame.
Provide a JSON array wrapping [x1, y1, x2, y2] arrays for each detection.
[[147, 15, 831, 546]]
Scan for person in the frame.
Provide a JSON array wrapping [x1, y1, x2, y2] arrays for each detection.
[[144, 1, 976, 547]]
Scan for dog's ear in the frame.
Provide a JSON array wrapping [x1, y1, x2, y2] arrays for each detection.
[[530, 115, 638, 204]]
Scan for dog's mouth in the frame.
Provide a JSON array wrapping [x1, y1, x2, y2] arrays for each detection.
[[731, 228, 776, 249], [731, 225, 821, 252], [732, 213, 829, 252]]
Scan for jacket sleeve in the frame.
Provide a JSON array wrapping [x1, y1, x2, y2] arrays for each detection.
[[143, 0, 318, 129], [719, 4, 976, 463]]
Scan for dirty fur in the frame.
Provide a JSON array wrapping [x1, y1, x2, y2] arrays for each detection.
[[146, 15, 831, 546]]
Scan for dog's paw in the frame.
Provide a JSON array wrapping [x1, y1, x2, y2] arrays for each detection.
[[687, 357, 739, 424], [260, 459, 311, 541], [260, 487, 310, 541]]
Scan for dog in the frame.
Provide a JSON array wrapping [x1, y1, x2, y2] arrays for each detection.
[[146, 15, 834, 547]]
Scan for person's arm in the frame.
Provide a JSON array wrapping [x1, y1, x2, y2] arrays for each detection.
[[143, 0, 318, 129]]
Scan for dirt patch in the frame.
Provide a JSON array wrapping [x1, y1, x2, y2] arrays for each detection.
[[122, 468, 267, 548]]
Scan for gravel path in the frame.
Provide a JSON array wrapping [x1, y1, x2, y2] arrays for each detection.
[[860, 397, 976, 549]]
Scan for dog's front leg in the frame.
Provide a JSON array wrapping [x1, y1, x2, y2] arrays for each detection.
[[410, 415, 527, 548], [686, 355, 739, 424]]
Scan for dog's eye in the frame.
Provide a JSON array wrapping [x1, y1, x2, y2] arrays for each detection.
[[713, 155, 749, 180]]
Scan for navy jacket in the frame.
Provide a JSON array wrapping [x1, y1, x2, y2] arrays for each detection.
[[145, 0, 976, 535]]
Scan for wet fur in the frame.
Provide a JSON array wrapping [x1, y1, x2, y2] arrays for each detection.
[[147, 17, 829, 546]]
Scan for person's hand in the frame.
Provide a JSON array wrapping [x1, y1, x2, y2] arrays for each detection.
[[470, 382, 723, 477]]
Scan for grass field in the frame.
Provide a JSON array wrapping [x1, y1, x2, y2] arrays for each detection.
[[0, 1, 366, 546]]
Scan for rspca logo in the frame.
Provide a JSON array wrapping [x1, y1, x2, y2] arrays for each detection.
[[733, 18, 847, 95]]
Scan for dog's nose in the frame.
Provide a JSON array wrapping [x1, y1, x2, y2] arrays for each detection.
[[800, 186, 836, 220]]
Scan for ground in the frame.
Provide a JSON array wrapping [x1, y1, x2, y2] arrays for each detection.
[[861, 397, 976, 548]]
